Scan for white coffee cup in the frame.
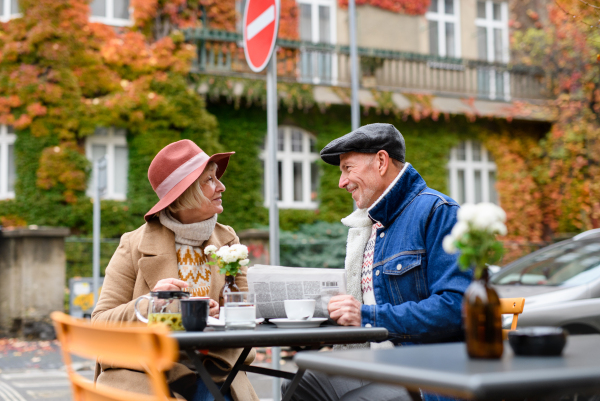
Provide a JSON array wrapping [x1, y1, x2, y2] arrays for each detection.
[[284, 299, 316, 320]]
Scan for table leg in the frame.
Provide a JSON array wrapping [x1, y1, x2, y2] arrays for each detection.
[[281, 368, 305, 401], [185, 349, 227, 401], [219, 347, 252, 395]]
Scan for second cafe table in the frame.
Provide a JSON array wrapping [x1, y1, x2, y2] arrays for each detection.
[[294, 334, 600, 400], [171, 323, 389, 401]]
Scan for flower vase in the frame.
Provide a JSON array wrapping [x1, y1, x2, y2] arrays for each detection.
[[219, 275, 240, 307], [463, 268, 503, 359]]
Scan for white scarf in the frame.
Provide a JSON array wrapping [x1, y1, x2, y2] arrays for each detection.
[[158, 210, 217, 246], [335, 163, 409, 351]]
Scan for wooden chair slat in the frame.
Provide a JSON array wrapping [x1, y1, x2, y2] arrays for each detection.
[[498, 297, 526, 340], [51, 312, 179, 401]]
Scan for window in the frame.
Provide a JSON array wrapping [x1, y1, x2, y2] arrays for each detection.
[[476, 1, 509, 99], [0, 125, 16, 200], [86, 127, 129, 200], [298, 0, 336, 84], [426, 0, 461, 58], [89, 0, 132, 26], [0, 0, 20, 22], [447, 140, 497, 204], [260, 126, 319, 209]]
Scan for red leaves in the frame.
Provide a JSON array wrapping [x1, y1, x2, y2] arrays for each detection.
[[26, 102, 47, 117], [337, 0, 430, 15], [36, 143, 87, 203], [526, 9, 539, 21]]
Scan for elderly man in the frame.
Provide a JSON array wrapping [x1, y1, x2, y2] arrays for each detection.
[[284, 123, 471, 401]]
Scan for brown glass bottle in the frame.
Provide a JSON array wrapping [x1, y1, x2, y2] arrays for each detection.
[[463, 268, 503, 359], [219, 275, 240, 307]]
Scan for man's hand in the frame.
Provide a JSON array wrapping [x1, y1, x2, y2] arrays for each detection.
[[152, 278, 188, 292], [328, 295, 362, 326], [209, 299, 220, 318]]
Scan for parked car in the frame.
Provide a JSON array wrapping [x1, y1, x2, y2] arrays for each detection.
[[490, 228, 600, 334]]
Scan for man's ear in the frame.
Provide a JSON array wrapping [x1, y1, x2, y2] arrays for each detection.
[[377, 150, 390, 177]]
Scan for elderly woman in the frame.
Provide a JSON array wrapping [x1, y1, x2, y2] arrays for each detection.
[[92, 140, 258, 401]]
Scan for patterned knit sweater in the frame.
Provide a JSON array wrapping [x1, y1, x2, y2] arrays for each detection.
[[159, 210, 216, 297]]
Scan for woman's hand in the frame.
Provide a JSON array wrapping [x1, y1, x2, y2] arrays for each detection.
[[153, 278, 188, 292], [209, 299, 220, 318]]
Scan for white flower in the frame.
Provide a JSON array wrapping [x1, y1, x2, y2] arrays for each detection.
[[443, 235, 457, 254], [239, 259, 250, 266], [451, 221, 468, 240], [216, 245, 230, 259], [230, 244, 249, 260], [457, 203, 477, 223], [472, 211, 496, 230], [466, 203, 500, 230], [489, 221, 507, 236], [204, 245, 217, 255], [221, 253, 238, 264]]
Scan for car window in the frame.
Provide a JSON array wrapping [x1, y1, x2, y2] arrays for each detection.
[[491, 239, 600, 286]]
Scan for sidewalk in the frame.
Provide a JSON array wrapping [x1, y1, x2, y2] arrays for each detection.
[[0, 339, 296, 401]]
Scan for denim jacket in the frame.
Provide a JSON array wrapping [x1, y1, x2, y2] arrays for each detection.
[[359, 164, 472, 344]]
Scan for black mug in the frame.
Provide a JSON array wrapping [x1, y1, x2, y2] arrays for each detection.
[[181, 298, 210, 332]]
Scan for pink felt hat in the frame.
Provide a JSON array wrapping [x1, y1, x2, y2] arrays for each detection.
[[145, 140, 234, 221]]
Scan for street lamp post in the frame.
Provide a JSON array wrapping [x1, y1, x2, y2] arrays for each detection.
[[92, 156, 107, 307]]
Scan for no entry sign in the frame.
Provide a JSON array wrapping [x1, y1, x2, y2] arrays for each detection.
[[243, 0, 280, 72]]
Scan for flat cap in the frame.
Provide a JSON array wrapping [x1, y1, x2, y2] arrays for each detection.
[[320, 123, 405, 166]]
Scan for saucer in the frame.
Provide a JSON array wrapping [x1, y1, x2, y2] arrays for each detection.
[[207, 317, 264, 327], [270, 317, 327, 329]]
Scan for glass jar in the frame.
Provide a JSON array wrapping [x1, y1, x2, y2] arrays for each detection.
[[134, 290, 190, 331]]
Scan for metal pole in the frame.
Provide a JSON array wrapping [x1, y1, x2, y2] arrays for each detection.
[[92, 163, 101, 308], [266, 54, 282, 401], [93, 157, 107, 309], [349, 0, 360, 131], [349, 0, 360, 210]]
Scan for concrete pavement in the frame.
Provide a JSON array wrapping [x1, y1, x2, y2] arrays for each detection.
[[0, 339, 295, 401]]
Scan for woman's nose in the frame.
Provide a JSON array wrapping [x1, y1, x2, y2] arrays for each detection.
[[216, 179, 226, 192]]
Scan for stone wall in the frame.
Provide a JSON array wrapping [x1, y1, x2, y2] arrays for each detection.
[[0, 227, 69, 339]]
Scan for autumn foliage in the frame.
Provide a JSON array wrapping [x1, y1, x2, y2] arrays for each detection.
[[511, 0, 600, 237], [0, 0, 207, 204], [337, 0, 430, 15]]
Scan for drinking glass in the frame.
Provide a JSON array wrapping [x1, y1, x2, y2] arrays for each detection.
[[224, 292, 256, 330]]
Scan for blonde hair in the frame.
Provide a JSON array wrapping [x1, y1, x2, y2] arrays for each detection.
[[166, 161, 218, 214]]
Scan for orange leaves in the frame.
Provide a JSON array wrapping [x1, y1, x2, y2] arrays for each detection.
[[337, 0, 430, 15], [484, 134, 545, 242], [200, 0, 236, 31], [131, 0, 159, 28], [26, 102, 47, 117], [99, 32, 195, 79], [526, 9, 539, 21], [13, 114, 32, 129], [101, 33, 148, 69], [279, 0, 299, 40], [36, 142, 87, 203]]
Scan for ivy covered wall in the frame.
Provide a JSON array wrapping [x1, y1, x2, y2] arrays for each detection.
[[208, 100, 550, 235], [0, 88, 550, 240]]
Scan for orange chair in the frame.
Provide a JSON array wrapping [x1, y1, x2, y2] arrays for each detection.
[[51, 311, 179, 401], [499, 297, 526, 340]]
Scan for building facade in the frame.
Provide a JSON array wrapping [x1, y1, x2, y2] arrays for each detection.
[[0, 0, 553, 246]]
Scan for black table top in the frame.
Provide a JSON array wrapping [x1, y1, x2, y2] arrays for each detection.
[[172, 323, 388, 349], [294, 334, 600, 400]]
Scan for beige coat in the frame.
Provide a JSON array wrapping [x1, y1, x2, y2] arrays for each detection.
[[91, 218, 259, 401]]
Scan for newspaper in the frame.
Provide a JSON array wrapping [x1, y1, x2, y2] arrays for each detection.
[[247, 265, 347, 319]]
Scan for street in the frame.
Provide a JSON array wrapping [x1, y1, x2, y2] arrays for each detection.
[[0, 339, 294, 401]]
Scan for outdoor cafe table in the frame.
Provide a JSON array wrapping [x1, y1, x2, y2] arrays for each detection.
[[171, 323, 388, 401], [294, 334, 600, 400]]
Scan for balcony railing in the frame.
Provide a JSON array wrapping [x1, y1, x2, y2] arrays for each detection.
[[184, 29, 548, 101]]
